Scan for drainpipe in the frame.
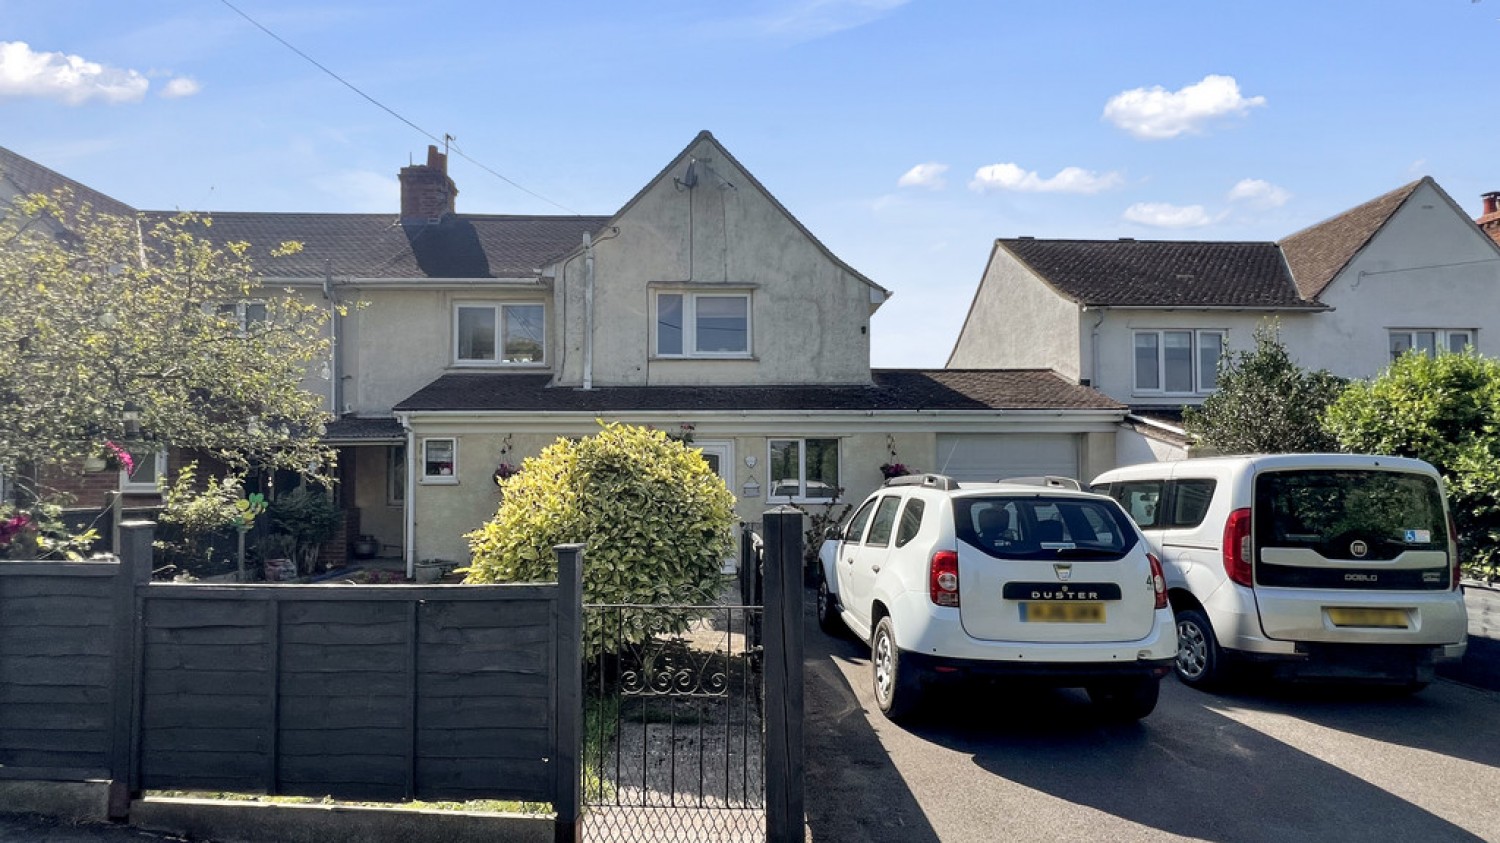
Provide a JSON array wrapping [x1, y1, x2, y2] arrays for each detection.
[[583, 231, 594, 390], [400, 413, 415, 578]]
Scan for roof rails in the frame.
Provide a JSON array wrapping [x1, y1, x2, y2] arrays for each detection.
[[884, 473, 960, 491], [999, 475, 1082, 490]]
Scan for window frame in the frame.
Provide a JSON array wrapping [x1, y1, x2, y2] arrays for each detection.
[[387, 444, 406, 505], [119, 449, 168, 494], [654, 291, 752, 358], [765, 437, 841, 503], [453, 301, 547, 366], [1133, 329, 1226, 396], [420, 437, 458, 485], [215, 300, 269, 335], [1388, 328, 1472, 361]]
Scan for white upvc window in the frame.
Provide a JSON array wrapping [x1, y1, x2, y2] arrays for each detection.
[[1389, 329, 1472, 361], [1134, 329, 1225, 395], [454, 303, 545, 365], [766, 438, 840, 502], [215, 301, 269, 335], [420, 437, 458, 485], [655, 292, 751, 357], [120, 449, 168, 494]]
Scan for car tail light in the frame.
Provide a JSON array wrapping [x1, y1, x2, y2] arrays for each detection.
[[1448, 511, 1461, 591], [1147, 552, 1168, 609], [929, 550, 960, 607], [1222, 507, 1253, 588]]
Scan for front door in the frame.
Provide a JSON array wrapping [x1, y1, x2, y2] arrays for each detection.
[[695, 440, 737, 573]]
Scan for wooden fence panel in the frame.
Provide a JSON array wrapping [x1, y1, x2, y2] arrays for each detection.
[[0, 562, 119, 781]]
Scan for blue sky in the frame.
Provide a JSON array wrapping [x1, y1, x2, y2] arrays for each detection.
[[4, 0, 1497, 368]]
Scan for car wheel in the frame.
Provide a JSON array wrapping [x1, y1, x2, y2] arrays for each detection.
[[1174, 608, 1225, 689], [1087, 676, 1161, 721], [816, 574, 845, 636], [871, 616, 920, 720]]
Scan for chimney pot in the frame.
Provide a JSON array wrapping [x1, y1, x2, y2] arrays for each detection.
[[1483, 192, 1500, 217]]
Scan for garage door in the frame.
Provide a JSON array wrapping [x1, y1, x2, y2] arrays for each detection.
[[934, 434, 1079, 483]]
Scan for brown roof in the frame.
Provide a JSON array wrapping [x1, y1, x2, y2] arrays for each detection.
[[0, 146, 135, 217], [995, 238, 1318, 309], [147, 211, 610, 279], [1278, 178, 1425, 300], [393, 369, 1124, 413]]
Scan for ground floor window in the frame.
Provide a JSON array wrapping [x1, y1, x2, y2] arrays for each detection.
[[120, 449, 167, 494], [421, 438, 457, 484], [767, 438, 840, 501]]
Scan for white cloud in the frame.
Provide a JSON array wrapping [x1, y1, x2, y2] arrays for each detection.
[[0, 41, 149, 104], [969, 163, 1123, 194], [1123, 202, 1214, 228], [1227, 178, 1290, 209], [898, 162, 948, 190], [1103, 74, 1266, 140], [159, 76, 201, 99]]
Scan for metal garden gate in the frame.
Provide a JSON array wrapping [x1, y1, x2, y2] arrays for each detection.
[[580, 510, 803, 843]]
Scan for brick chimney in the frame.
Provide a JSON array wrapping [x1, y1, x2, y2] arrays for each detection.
[[1480, 192, 1500, 247], [399, 145, 457, 221]]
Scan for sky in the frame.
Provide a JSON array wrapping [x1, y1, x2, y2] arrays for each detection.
[[3, 0, 1498, 369]]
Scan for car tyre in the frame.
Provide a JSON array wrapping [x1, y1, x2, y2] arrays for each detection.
[[872, 616, 920, 720], [1087, 676, 1161, 721], [1174, 608, 1225, 689], [816, 574, 845, 636]]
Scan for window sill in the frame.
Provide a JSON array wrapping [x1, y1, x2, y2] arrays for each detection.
[[451, 361, 548, 369], [650, 354, 757, 362], [419, 477, 459, 486]]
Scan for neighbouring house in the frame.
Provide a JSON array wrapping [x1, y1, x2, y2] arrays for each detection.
[[3, 133, 1128, 569], [948, 177, 1500, 463]]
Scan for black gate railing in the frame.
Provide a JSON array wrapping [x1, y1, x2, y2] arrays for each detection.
[[581, 511, 802, 843]]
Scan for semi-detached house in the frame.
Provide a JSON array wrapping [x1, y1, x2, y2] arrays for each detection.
[[948, 177, 1500, 463], [2, 134, 1127, 569]]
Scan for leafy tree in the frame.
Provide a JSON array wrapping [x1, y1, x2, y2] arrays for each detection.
[[1183, 322, 1345, 454], [1325, 349, 1500, 579], [0, 191, 338, 505], [268, 485, 342, 575], [465, 422, 737, 653]]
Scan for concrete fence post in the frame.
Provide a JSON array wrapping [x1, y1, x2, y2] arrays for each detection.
[[109, 520, 154, 819]]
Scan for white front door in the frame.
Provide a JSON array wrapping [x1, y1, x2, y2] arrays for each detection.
[[695, 440, 737, 573]]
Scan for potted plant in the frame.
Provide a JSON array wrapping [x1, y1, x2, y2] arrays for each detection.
[[268, 486, 341, 576], [260, 533, 298, 581]]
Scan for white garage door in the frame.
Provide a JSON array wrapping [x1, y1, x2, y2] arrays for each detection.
[[934, 434, 1079, 483]]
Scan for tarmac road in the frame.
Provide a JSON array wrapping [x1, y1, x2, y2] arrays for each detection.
[[803, 583, 1500, 842]]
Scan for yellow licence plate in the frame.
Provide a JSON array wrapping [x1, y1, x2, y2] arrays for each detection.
[[1327, 607, 1410, 629], [1021, 602, 1105, 623]]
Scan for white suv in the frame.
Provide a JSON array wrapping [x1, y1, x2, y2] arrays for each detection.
[[1092, 454, 1468, 691], [816, 474, 1176, 721]]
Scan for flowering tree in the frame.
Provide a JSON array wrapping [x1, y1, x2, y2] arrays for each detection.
[[0, 190, 339, 506]]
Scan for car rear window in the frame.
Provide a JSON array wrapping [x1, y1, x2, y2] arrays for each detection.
[[954, 496, 1139, 560], [1254, 470, 1448, 561]]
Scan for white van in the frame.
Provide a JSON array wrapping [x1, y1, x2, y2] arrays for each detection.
[[1091, 454, 1468, 691]]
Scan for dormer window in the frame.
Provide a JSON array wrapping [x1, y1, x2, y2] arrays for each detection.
[[655, 291, 751, 357], [455, 303, 545, 365]]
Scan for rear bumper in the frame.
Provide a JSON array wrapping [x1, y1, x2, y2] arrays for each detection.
[[1230, 641, 1464, 683], [904, 650, 1174, 685]]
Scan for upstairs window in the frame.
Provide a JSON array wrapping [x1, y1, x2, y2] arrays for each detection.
[[1389, 329, 1471, 361], [1134, 330, 1224, 395], [216, 301, 268, 334], [656, 292, 750, 357], [455, 303, 545, 365]]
